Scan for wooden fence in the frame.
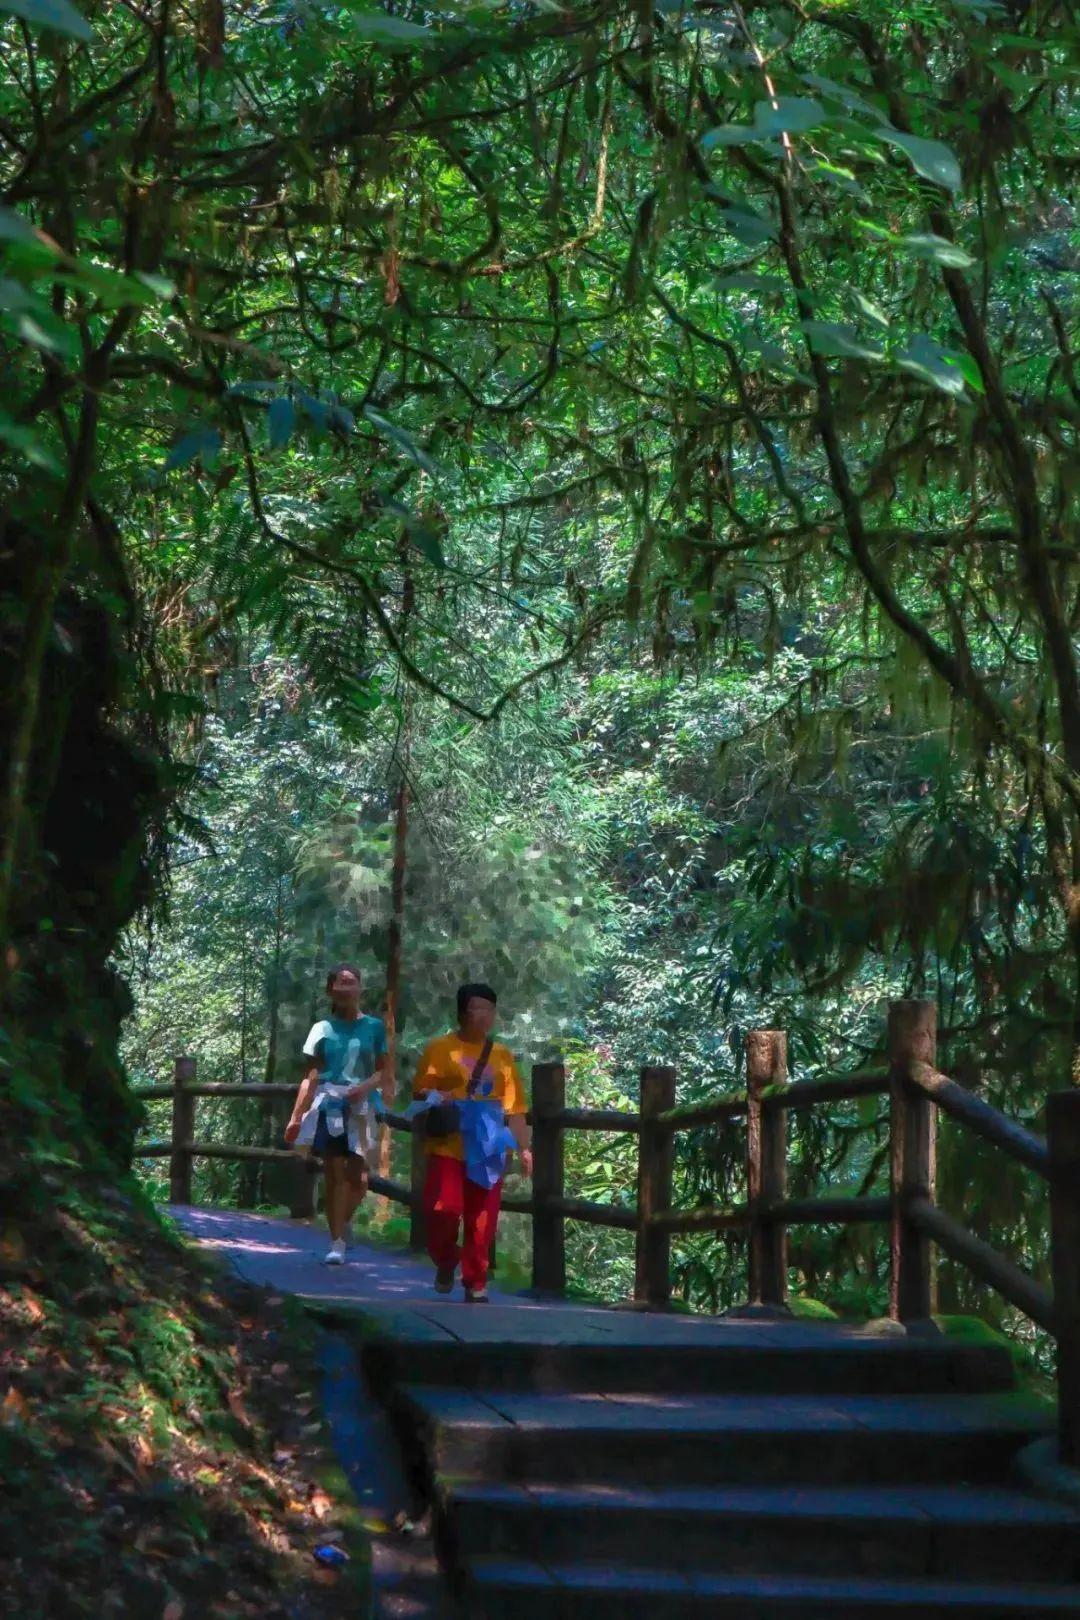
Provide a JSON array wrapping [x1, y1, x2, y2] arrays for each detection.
[[132, 998, 1080, 1467]]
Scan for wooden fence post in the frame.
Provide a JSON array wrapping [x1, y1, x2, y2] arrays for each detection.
[[289, 1150, 317, 1220], [888, 999, 937, 1325], [1047, 1089, 1080, 1466], [532, 1062, 566, 1295], [170, 1055, 196, 1206], [635, 1065, 676, 1307], [746, 1029, 788, 1309], [409, 1120, 427, 1253]]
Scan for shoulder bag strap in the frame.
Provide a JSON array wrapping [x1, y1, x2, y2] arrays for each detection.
[[470, 1037, 494, 1088]]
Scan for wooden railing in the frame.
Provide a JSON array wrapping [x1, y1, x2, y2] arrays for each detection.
[[132, 998, 1080, 1466]]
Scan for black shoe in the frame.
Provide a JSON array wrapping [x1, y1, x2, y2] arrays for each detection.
[[434, 1266, 455, 1294]]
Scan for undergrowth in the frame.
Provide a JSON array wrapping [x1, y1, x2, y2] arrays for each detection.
[[0, 1145, 369, 1619]]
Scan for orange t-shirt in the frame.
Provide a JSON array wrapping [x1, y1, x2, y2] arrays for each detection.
[[411, 1032, 526, 1160]]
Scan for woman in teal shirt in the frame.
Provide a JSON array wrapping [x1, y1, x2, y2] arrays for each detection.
[[285, 964, 391, 1264]]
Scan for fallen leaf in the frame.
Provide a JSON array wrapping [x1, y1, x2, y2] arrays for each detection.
[[20, 1291, 44, 1325], [227, 1389, 252, 1429], [132, 1433, 154, 1475], [312, 1566, 339, 1586], [2, 1385, 29, 1425], [309, 1488, 332, 1520], [271, 1362, 288, 1377]]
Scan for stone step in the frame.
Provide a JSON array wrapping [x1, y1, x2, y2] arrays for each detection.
[[396, 1386, 1053, 1488], [443, 1479, 1080, 1584], [463, 1558, 1080, 1619], [354, 1305, 1016, 1398]]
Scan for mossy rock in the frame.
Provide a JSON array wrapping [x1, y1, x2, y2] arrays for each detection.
[[788, 1296, 840, 1321]]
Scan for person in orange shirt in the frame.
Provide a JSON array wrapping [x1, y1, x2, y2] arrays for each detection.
[[412, 982, 532, 1302]]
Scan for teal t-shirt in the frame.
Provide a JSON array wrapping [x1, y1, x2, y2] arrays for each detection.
[[303, 1015, 387, 1090]]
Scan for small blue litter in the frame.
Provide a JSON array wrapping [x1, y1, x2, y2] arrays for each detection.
[[314, 1544, 349, 1567]]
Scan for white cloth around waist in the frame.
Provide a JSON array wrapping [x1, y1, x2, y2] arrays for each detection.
[[293, 1083, 371, 1158]]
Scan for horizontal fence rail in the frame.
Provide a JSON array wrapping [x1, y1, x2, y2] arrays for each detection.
[[132, 998, 1080, 1467]]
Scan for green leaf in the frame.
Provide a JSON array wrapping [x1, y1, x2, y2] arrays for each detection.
[[851, 290, 890, 330], [897, 233, 975, 270], [876, 128, 963, 194], [297, 393, 331, 432], [13, 309, 77, 357], [135, 271, 177, 300], [0, 276, 35, 313], [801, 320, 884, 361], [227, 380, 282, 399], [799, 72, 881, 121], [704, 97, 825, 151], [327, 404, 355, 435], [0, 0, 92, 39], [806, 159, 864, 196], [896, 334, 967, 397], [0, 411, 61, 474], [164, 428, 223, 470], [267, 397, 295, 451], [344, 9, 430, 42], [0, 205, 54, 249], [363, 406, 437, 475], [409, 526, 447, 568], [702, 125, 756, 151], [55, 262, 164, 309], [951, 352, 985, 395], [718, 206, 776, 245], [753, 96, 826, 136]]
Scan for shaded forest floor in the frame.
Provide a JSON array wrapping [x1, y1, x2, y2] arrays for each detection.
[[0, 1162, 370, 1620]]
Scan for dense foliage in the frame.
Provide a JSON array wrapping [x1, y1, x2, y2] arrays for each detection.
[[2, 0, 1079, 1334]]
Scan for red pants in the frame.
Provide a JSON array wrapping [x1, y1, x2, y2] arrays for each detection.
[[423, 1153, 502, 1291]]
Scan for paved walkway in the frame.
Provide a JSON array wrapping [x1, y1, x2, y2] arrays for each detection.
[[168, 1202, 530, 1308], [166, 1204, 922, 1351]]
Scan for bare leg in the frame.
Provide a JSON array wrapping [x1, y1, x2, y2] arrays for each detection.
[[343, 1153, 368, 1228], [324, 1156, 348, 1241]]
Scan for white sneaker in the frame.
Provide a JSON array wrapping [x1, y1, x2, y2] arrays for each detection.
[[324, 1239, 346, 1265]]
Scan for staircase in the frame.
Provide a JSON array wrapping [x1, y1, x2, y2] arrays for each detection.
[[357, 1303, 1080, 1619]]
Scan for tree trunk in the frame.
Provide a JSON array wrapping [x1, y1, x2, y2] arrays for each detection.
[[237, 931, 260, 1207], [260, 871, 289, 1207], [375, 561, 414, 1220], [375, 767, 408, 1221]]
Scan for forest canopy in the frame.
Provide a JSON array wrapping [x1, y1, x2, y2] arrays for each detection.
[[1, 0, 1079, 1317]]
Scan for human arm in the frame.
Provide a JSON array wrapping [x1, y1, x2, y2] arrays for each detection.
[[507, 1111, 532, 1178], [411, 1040, 456, 1103], [503, 1052, 532, 1176], [285, 1062, 319, 1144]]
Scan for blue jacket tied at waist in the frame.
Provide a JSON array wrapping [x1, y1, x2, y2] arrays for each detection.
[[459, 1080, 517, 1189], [404, 1079, 516, 1188]]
